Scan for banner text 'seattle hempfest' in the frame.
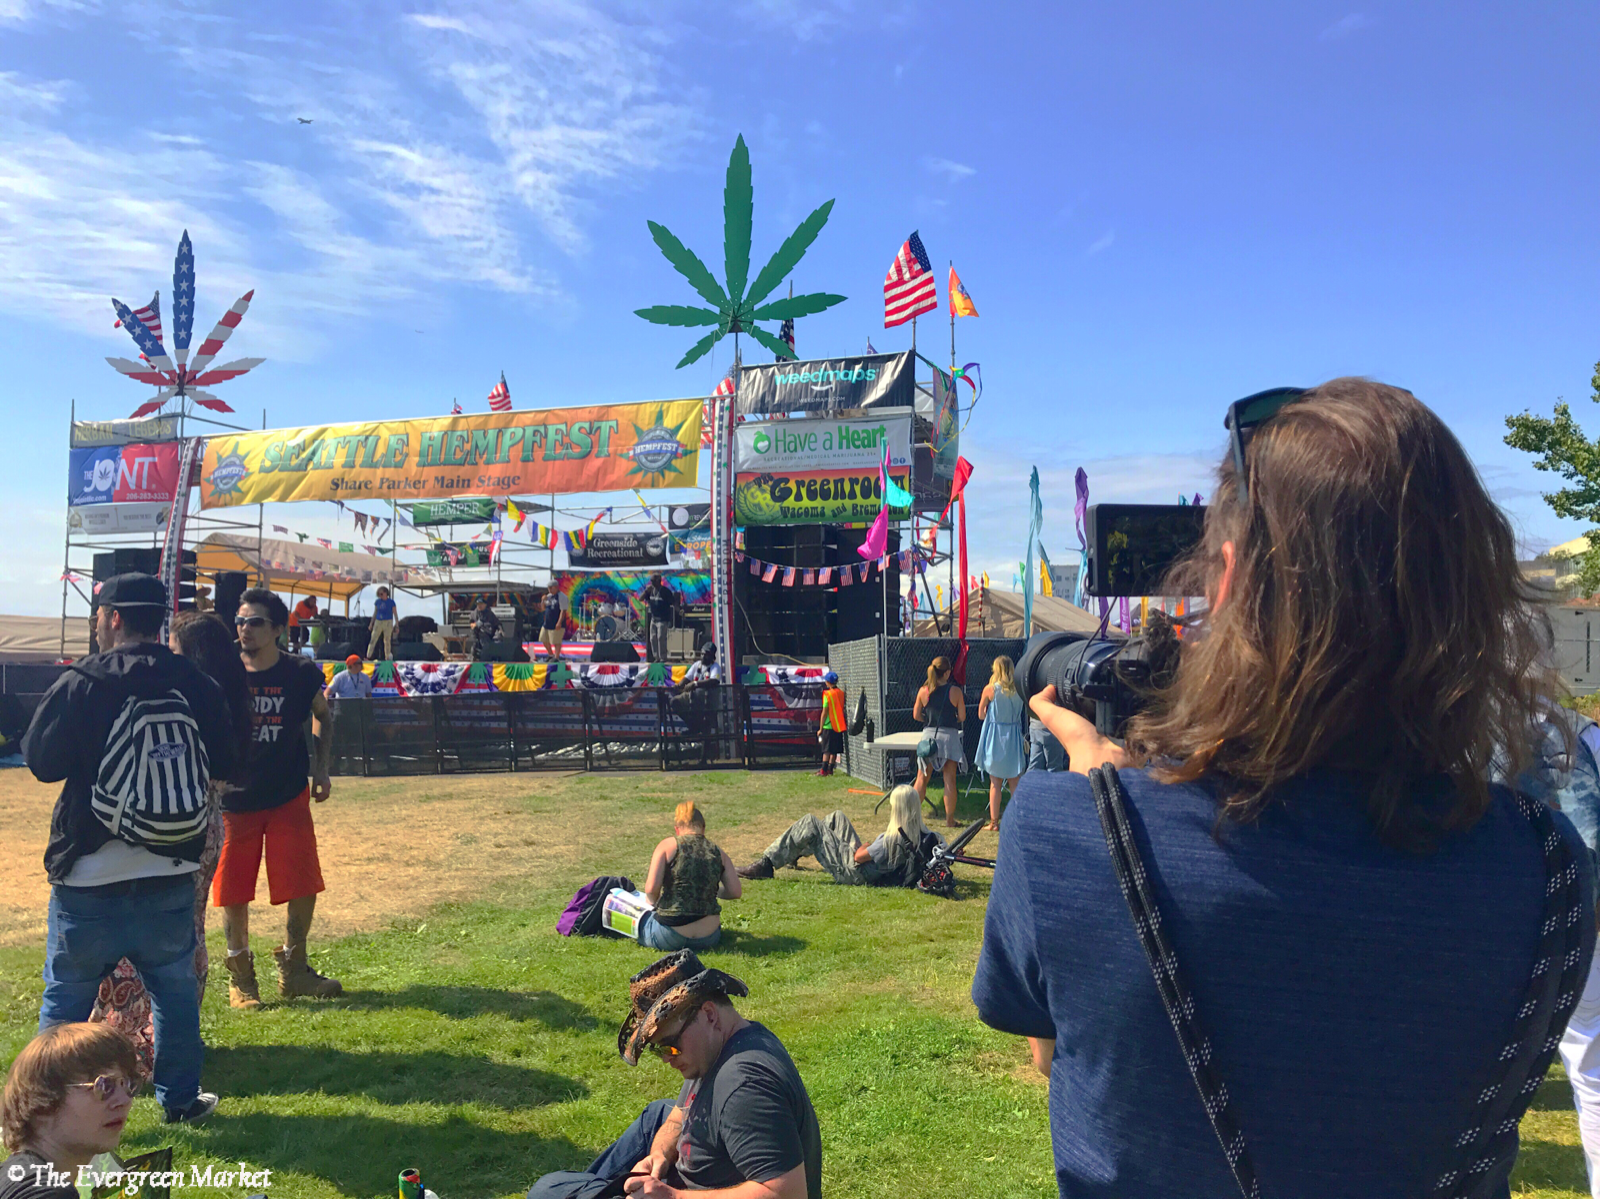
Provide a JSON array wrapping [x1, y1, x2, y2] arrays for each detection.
[[197, 400, 703, 509]]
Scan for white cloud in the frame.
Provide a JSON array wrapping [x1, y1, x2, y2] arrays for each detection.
[[0, 70, 68, 108], [0, 0, 85, 27], [0, 3, 696, 354], [1085, 229, 1116, 255], [1319, 13, 1373, 41], [924, 156, 976, 181]]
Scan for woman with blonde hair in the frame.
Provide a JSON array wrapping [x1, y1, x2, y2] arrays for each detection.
[[913, 656, 967, 825], [637, 801, 740, 952], [738, 785, 944, 886], [975, 655, 1026, 830]]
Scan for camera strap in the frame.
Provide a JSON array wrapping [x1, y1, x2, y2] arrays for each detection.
[[1091, 764, 1588, 1199], [1089, 764, 1260, 1198]]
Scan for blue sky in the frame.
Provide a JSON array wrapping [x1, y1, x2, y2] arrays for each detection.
[[2, 1, 1598, 617]]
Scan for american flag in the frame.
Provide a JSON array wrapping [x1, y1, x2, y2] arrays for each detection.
[[451, 398, 463, 415], [702, 369, 735, 448], [114, 292, 163, 344], [778, 318, 795, 356], [488, 372, 511, 412], [884, 231, 937, 328]]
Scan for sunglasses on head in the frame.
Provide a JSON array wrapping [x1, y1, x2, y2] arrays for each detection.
[[73, 1074, 142, 1102], [234, 615, 270, 628], [1223, 388, 1307, 504]]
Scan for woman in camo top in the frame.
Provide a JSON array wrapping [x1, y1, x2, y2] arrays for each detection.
[[638, 802, 742, 951]]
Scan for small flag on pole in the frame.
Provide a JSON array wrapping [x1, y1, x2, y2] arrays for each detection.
[[488, 372, 511, 412], [451, 398, 463, 415], [778, 317, 795, 356], [884, 231, 937, 328], [114, 292, 163, 344], [949, 266, 978, 317], [703, 370, 735, 448]]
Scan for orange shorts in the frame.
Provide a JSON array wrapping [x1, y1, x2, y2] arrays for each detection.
[[211, 787, 326, 907]]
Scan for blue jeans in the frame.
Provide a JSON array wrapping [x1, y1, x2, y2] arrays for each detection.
[[1028, 720, 1066, 772], [40, 877, 203, 1112], [636, 911, 721, 952], [528, 1099, 681, 1196]]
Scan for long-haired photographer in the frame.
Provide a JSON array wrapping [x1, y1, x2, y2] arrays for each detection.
[[972, 378, 1595, 1196]]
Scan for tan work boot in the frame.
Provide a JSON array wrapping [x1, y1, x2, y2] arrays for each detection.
[[273, 943, 343, 999], [225, 949, 261, 1010]]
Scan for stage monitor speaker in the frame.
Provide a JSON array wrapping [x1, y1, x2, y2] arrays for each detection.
[[317, 641, 361, 662], [390, 641, 441, 662], [473, 639, 529, 662], [590, 640, 640, 663], [213, 572, 249, 624], [92, 548, 160, 581]]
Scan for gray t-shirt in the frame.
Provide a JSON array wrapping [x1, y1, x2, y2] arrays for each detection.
[[859, 830, 943, 887], [673, 1022, 822, 1197]]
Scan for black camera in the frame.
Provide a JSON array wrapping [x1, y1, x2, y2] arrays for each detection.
[[1016, 503, 1201, 736], [1015, 619, 1178, 737]]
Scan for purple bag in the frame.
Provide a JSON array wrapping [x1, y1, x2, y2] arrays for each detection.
[[557, 875, 635, 937]]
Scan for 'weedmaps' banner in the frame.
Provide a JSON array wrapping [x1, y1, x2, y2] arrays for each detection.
[[198, 400, 703, 509]]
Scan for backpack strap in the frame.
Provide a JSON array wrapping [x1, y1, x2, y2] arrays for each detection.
[[1088, 764, 1260, 1198], [1432, 791, 1587, 1197]]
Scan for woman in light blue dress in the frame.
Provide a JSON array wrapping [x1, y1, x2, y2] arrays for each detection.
[[975, 655, 1027, 830]]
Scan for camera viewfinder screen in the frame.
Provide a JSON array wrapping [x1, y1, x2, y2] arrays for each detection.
[[1088, 504, 1207, 597]]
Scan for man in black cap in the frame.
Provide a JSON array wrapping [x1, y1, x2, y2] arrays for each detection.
[[22, 574, 238, 1125], [527, 950, 821, 1199]]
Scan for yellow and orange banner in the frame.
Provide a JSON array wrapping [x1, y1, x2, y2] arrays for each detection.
[[198, 400, 702, 509]]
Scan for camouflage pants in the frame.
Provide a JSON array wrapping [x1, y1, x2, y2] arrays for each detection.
[[763, 810, 866, 885]]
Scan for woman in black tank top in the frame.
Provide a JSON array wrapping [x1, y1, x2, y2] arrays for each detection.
[[914, 655, 967, 826]]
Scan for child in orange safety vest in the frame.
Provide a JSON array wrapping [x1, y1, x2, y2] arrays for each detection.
[[818, 670, 846, 777]]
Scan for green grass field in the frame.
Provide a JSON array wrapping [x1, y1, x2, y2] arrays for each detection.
[[0, 768, 1589, 1197]]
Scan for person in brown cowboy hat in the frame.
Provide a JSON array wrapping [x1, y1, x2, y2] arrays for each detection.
[[526, 950, 821, 1199]]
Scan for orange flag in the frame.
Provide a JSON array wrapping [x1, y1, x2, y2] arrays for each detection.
[[949, 266, 979, 318]]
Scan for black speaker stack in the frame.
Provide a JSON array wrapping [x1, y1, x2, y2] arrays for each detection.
[[92, 548, 160, 581], [213, 572, 249, 624], [733, 527, 899, 663]]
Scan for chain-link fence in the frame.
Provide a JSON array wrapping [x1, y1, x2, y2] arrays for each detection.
[[829, 635, 1028, 787]]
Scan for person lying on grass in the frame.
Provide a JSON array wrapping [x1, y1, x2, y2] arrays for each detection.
[[638, 803, 741, 953], [526, 951, 821, 1199], [737, 785, 944, 887], [1, 1024, 141, 1200]]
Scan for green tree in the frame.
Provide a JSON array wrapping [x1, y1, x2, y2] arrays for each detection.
[[1505, 359, 1600, 595], [634, 135, 845, 367]]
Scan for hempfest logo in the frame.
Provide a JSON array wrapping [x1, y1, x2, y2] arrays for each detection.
[[624, 408, 692, 484], [205, 443, 250, 500]]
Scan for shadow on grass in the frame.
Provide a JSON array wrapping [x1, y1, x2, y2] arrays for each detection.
[[206, 1044, 588, 1109], [711, 930, 807, 957], [331, 986, 599, 1029], [1510, 1135, 1589, 1196], [1529, 1072, 1578, 1112], [193, 1110, 595, 1198]]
